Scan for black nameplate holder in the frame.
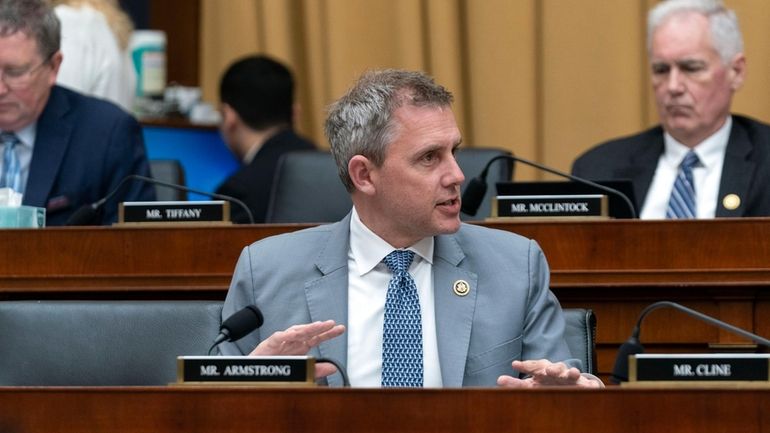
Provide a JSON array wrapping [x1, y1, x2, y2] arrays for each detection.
[[492, 194, 608, 218], [176, 356, 315, 386], [118, 201, 230, 224], [626, 354, 770, 386]]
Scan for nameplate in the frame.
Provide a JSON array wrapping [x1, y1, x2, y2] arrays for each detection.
[[629, 354, 770, 382], [176, 356, 315, 386], [118, 201, 230, 224], [492, 194, 607, 218]]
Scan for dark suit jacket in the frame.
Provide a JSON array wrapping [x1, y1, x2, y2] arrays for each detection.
[[571, 115, 770, 217], [215, 129, 316, 223], [22, 86, 155, 226]]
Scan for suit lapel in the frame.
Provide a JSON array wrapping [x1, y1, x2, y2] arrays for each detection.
[[23, 87, 73, 208], [716, 121, 754, 217], [433, 232, 478, 387], [624, 132, 664, 209], [304, 215, 351, 386]]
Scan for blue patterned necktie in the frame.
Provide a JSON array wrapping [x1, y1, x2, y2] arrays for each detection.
[[666, 151, 700, 219], [381, 249, 423, 387], [0, 132, 22, 193]]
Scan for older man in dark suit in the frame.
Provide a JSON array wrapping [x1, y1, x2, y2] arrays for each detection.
[[0, 0, 154, 225], [572, 0, 770, 219]]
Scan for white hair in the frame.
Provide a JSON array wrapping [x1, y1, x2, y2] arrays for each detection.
[[647, 0, 743, 64]]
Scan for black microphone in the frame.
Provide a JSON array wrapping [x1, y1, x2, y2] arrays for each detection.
[[208, 305, 265, 355], [611, 301, 770, 384], [65, 174, 255, 225], [460, 154, 637, 218]]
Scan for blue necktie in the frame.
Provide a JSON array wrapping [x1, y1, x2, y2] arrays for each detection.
[[666, 151, 700, 219], [0, 132, 22, 193], [381, 250, 423, 387]]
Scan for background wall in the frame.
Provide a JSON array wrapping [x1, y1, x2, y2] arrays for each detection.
[[193, 0, 770, 180]]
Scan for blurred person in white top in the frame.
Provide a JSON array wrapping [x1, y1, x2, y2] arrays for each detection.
[[51, 0, 135, 111]]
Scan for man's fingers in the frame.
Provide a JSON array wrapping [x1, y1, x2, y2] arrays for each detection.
[[251, 321, 345, 356], [316, 324, 346, 342], [315, 362, 338, 379], [511, 359, 549, 375], [497, 375, 534, 388]]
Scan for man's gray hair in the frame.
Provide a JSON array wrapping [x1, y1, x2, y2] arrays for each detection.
[[0, 0, 60, 60], [648, 0, 743, 64], [324, 69, 454, 192]]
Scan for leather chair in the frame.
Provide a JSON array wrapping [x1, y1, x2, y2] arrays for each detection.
[[265, 148, 512, 223], [562, 308, 598, 374], [0, 300, 222, 386], [149, 159, 187, 201], [265, 151, 351, 223]]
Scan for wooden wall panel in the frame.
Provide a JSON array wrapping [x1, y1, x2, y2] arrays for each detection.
[[193, 0, 770, 176], [541, 0, 648, 178], [465, 0, 538, 179]]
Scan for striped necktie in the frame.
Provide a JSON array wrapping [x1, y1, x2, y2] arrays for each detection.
[[666, 151, 700, 219], [381, 249, 423, 387], [0, 132, 22, 193]]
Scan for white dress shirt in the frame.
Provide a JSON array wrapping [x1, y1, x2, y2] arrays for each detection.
[[347, 207, 443, 387], [640, 116, 731, 219]]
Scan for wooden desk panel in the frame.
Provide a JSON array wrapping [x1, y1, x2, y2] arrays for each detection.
[[2, 219, 770, 292], [0, 387, 767, 433], [2, 219, 769, 381]]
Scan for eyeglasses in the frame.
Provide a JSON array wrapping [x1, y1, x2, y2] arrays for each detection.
[[0, 55, 53, 90]]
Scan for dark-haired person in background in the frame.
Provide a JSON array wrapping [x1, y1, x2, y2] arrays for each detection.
[[572, 0, 770, 219], [0, 0, 154, 225], [215, 55, 316, 224]]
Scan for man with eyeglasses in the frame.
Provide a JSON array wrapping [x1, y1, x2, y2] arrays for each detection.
[[572, 0, 770, 219], [0, 0, 154, 225]]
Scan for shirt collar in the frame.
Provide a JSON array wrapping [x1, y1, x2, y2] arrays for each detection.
[[1, 123, 36, 149], [242, 140, 262, 164], [663, 115, 731, 169], [349, 206, 434, 276]]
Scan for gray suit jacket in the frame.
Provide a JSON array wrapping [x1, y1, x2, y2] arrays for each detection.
[[220, 214, 575, 387], [571, 115, 770, 217]]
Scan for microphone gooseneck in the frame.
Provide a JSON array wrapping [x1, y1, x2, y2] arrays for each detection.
[[65, 174, 256, 225], [460, 154, 637, 218], [317, 357, 351, 387], [208, 305, 265, 355], [610, 301, 770, 383]]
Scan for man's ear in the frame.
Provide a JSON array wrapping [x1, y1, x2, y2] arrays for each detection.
[[47, 51, 63, 85], [728, 53, 747, 91], [220, 103, 238, 131], [348, 155, 377, 195]]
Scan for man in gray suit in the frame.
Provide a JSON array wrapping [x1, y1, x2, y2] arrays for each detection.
[[220, 69, 601, 388]]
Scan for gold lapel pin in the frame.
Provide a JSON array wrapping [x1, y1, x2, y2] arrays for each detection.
[[453, 280, 470, 297], [722, 194, 740, 211]]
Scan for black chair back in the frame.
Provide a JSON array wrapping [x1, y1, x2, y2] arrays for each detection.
[[0, 300, 222, 385], [562, 308, 598, 374], [265, 148, 512, 223], [149, 159, 187, 201]]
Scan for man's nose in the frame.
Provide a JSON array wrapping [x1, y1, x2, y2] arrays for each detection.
[[447, 156, 465, 186], [0, 75, 9, 94], [667, 68, 685, 94]]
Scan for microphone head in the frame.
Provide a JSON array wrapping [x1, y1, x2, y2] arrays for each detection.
[[610, 337, 644, 384], [460, 176, 488, 216], [220, 305, 264, 342], [65, 204, 101, 226]]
